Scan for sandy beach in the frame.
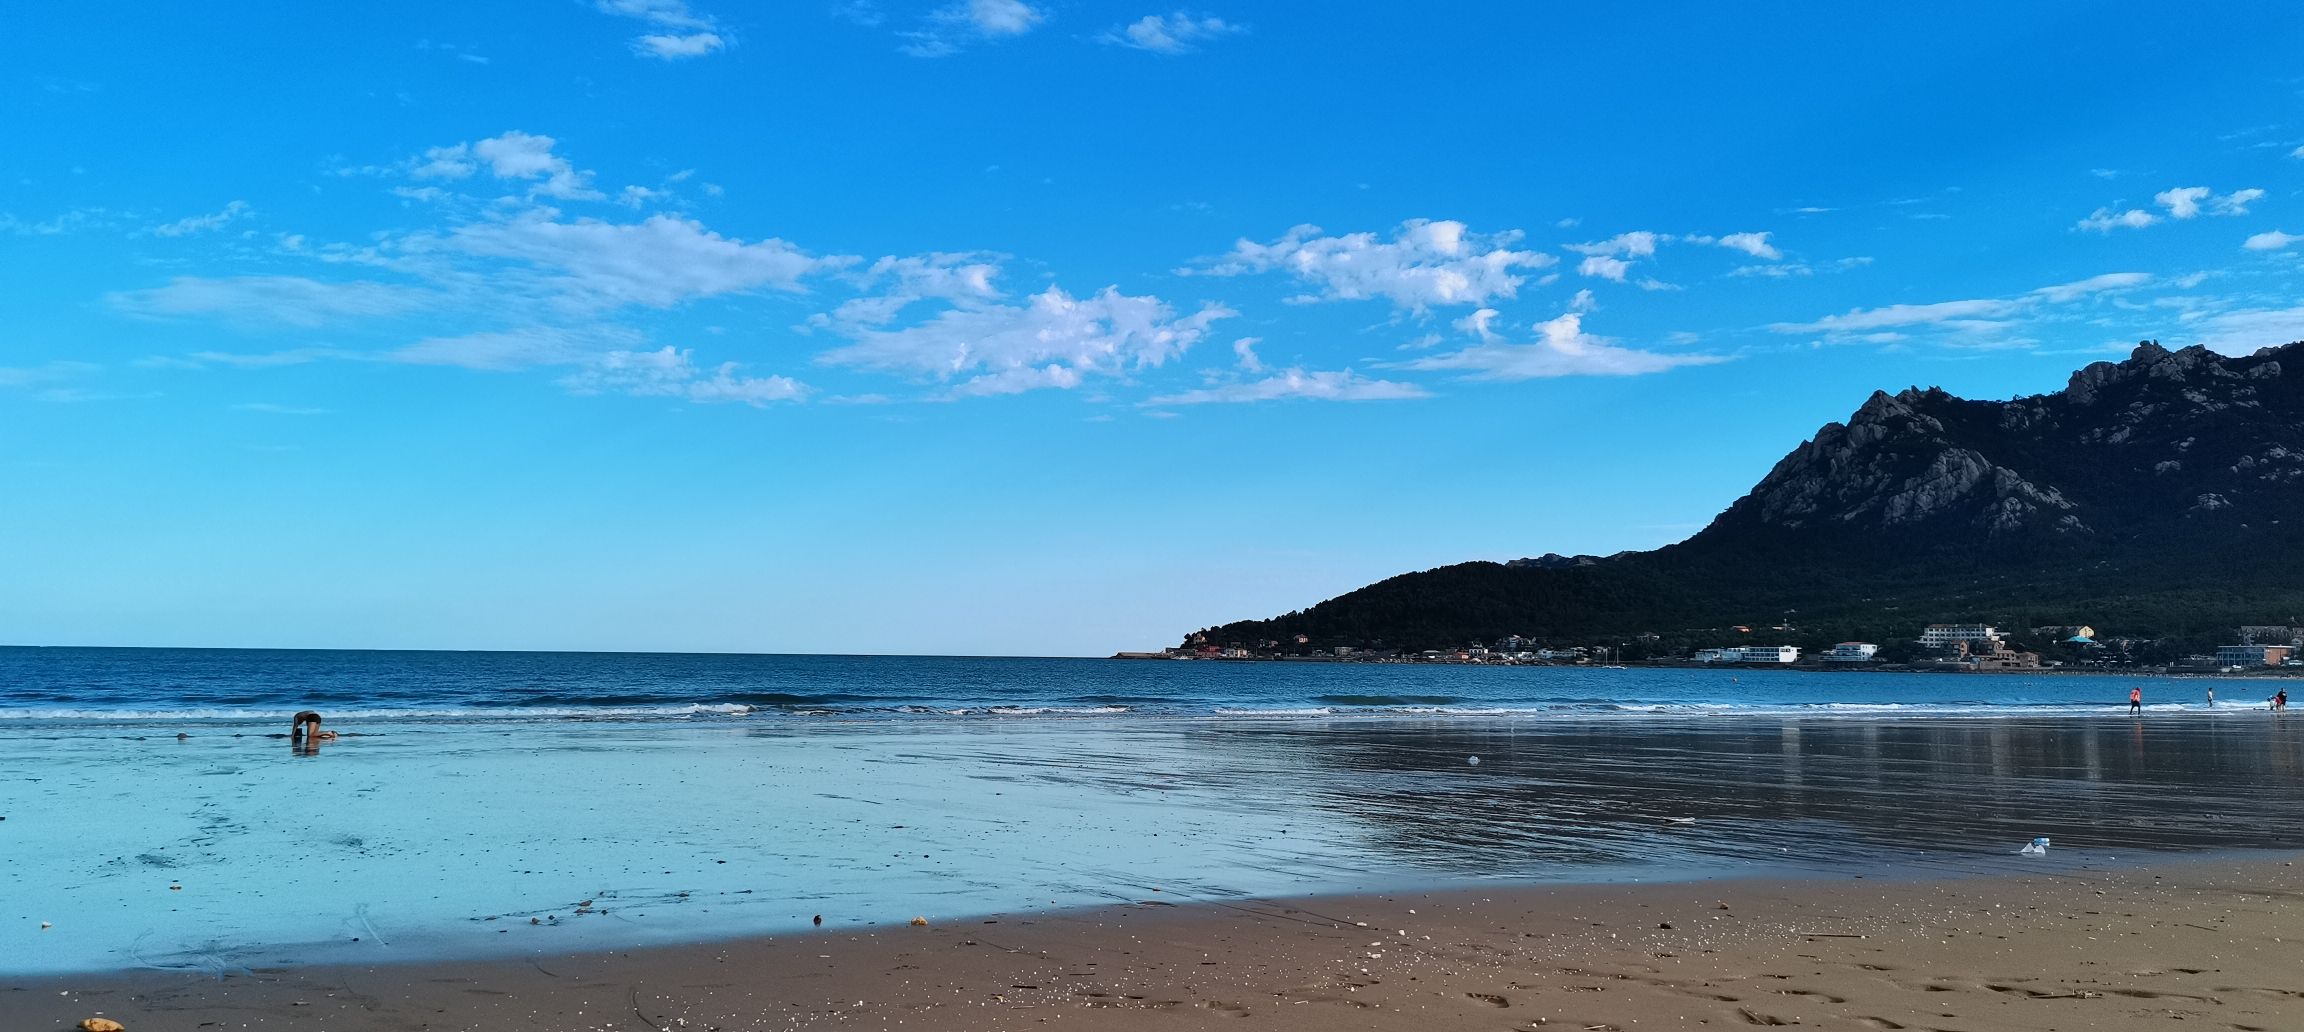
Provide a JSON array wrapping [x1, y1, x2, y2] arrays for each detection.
[[12, 855, 2302, 1032]]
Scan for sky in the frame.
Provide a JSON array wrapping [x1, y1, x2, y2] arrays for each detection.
[[4, 2, 2303, 656]]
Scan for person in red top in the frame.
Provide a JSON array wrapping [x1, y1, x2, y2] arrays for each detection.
[[2129, 687, 2143, 715]]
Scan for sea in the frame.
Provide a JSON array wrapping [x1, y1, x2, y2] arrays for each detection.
[[6, 647, 2302, 976]]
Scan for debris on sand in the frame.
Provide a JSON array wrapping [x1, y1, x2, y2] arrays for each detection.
[[79, 1019, 127, 1032]]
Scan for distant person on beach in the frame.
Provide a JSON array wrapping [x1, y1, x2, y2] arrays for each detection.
[[2273, 689, 2289, 711], [2207, 686, 2216, 708], [2129, 687, 2142, 715]]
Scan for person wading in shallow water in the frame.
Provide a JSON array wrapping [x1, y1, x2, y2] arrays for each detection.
[[2129, 686, 2143, 715]]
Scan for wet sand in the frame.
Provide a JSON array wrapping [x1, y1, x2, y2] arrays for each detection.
[[13, 855, 2303, 1031]]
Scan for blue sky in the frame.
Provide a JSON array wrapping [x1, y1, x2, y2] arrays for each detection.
[[5, 2, 2303, 655]]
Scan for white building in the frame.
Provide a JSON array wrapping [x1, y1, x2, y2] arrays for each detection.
[[1921, 624, 2000, 647], [1825, 642, 1879, 663], [1695, 645, 1801, 664]]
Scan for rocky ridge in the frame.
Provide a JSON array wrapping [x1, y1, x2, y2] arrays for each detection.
[[1191, 339, 2304, 651]]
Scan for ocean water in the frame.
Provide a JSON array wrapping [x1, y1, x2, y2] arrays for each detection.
[[6, 647, 2303, 976], [0, 646, 2268, 722]]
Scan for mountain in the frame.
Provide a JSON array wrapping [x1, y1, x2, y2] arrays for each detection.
[[1188, 340, 2304, 653]]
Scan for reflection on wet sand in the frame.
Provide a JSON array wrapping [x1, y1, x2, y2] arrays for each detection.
[[1175, 714, 2304, 877]]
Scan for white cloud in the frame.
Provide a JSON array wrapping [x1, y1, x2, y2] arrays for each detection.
[[633, 32, 726, 58], [152, 200, 250, 237], [1197, 219, 1553, 310], [814, 252, 1005, 329], [2077, 207, 2157, 232], [2029, 271, 2151, 303], [1577, 255, 1630, 282], [1231, 336, 1263, 372], [1402, 310, 1725, 380], [1102, 12, 1245, 54], [904, 0, 1042, 53], [426, 211, 835, 309], [1564, 229, 1776, 281], [1771, 298, 2020, 333], [2218, 188, 2266, 215], [561, 346, 808, 405], [956, 0, 1041, 34], [2084, 186, 2263, 230], [1775, 271, 2161, 339], [2155, 186, 2212, 219], [596, 0, 728, 58], [389, 327, 609, 370], [2185, 306, 2304, 356], [1567, 231, 1660, 258], [2154, 185, 2262, 219], [818, 285, 1231, 396], [1144, 368, 1428, 405], [409, 132, 600, 199], [109, 276, 432, 328], [1713, 231, 1780, 260], [2244, 230, 2301, 251], [1453, 307, 1501, 341]]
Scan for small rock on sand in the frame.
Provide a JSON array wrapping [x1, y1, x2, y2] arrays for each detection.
[[80, 1019, 127, 1032]]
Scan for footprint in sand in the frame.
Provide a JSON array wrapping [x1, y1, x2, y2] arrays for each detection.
[[1465, 992, 1510, 1008], [1201, 1001, 1251, 1018], [1854, 1018, 1907, 1030], [1775, 987, 1849, 1003], [1736, 1007, 1795, 1026]]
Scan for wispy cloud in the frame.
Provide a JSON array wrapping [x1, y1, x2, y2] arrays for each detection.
[[2243, 230, 2300, 251], [1771, 272, 2154, 339], [1100, 12, 1245, 54], [2029, 271, 2151, 303], [408, 131, 600, 200], [561, 346, 808, 405], [595, 0, 727, 59], [152, 200, 250, 237], [2076, 207, 2157, 233], [818, 285, 1230, 397], [418, 210, 838, 310], [0, 360, 101, 389], [1403, 298, 1725, 380], [109, 276, 434, 328], [1144, 368, 1426, 405], [2184, 306, 2304, 356], [1192, 219, 1553, 311], [232, 402, 332, 415], [2080, 185, 2262, 231], [902, 0, 1044, 56]]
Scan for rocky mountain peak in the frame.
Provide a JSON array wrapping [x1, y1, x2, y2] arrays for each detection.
[[1709, 340, 2304, 548]]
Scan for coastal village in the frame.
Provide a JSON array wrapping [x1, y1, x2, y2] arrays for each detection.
[[1133, 622, 2304, 674]]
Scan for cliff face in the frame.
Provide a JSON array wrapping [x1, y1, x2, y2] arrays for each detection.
[[1688, 341, 2304, 551], [1199, 340, 2304, 651]]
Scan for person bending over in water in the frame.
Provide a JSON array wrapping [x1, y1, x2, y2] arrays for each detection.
[[291, 711, 338, 742]]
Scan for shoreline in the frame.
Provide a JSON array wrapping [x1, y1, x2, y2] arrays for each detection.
[[13, 854, 2302, 1031]]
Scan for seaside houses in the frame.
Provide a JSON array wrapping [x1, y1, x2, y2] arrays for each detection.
[[1694, 645, 1800, 664], [1920, 623, 2002, 648], [1824, 642, 1880, 663], [2215, 644, 2296, 667]]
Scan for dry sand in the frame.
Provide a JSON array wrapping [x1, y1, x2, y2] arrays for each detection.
[[12, 856, 2304, 1032]]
